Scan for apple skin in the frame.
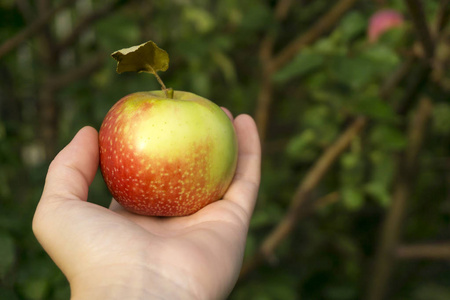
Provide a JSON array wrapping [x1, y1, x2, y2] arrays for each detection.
[[368, 9, 404, 43], [99, 90, 238, 216]]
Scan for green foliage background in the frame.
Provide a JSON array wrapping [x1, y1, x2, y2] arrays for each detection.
[[1, 0, 450, 299]]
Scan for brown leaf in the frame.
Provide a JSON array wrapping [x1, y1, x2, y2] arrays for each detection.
[[111, 40, 169, 74]]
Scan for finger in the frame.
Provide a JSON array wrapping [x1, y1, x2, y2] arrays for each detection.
[[41, 126, 99, 204], [221, 107, 234, 121], [223, 114, 261, 216]]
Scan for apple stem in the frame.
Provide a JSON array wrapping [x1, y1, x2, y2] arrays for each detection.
[[148, 65, 173, 99], [167, 88, 174, 99]]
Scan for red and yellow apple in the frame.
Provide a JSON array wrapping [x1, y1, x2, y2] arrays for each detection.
[[99, 90, 238, 216]]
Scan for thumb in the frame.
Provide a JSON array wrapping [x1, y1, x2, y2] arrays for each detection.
[[40, 126, 99, 204], [33, 127, 100, 277]]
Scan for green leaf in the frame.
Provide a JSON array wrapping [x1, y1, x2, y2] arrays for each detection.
[[52, 284, 71, 300], [353, 96, 397, 121], [20, 278, 49, 300], [16, 257, 59, 300], [273, 50, 324, 83], [413, 283, 450, 300], [341, 152, 360, 169], [315, 36, 346, 55], [286, 130, 316, 153], [365, 182, 390, 206], [338, 11, 367, 42], [324, 284, 358, 300], [190, 71, 211, 97], [250, 205, 283, 229], [363, 45, 400, 70], [0, 287, 18, 300], [340, 149, 364, 187], [232, 272, 297, 300], [432, 103, 450, 135], [330, 55, 376, 89], [370, 124, 407, 151], [369, 150, 395, 187], [0, 0, 15, 9], [111, 40, 169, 74], [211, 50, 237, 83], [286, 129, 318, 162], [0, 231, 15, 278], [183, 6, 215, 33], [342, 188, 364, 210], [377, 26, 410, 48]]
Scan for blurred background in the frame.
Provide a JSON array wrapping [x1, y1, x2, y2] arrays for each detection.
[[1, 0, 450, 299]]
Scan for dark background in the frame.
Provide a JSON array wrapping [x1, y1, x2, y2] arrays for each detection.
[[1, 0, 450, 299]]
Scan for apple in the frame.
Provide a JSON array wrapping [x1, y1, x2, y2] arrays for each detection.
[[99, 90, 238, 216], [368, 9, 404, 43]]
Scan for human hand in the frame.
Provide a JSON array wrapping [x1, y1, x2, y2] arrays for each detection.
[[32, 113, 261, 300]]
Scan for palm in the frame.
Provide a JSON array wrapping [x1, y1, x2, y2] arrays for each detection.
[[55, 196, 247, 298]]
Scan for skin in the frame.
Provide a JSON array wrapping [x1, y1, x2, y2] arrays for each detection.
[[99, 91, 238, 216], [32, 112, 261, 300]]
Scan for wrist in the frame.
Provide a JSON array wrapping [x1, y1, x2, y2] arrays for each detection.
[[69, 264, 198, 300]]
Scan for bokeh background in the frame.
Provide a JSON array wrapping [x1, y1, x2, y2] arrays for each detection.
[[1, 0, 450, 299]]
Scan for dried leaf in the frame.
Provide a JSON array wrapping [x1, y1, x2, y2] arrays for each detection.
[[111, 40, 169, 74]]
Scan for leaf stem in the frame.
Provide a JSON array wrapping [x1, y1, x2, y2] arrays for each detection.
[[148, 65, 172, 98]]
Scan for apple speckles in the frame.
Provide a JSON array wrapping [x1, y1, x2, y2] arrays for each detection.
[[100, 142, 220, 216]]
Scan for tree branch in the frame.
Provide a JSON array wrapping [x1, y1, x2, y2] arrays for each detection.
[[435, 0, 450, 34], [16, 0, 35, 24], [366, 97, 433, 300], [394, 0, 450, 113], [0, 0, 76, 59], [45, 52, 105, 92], [255, 77, 274, 144], [312, 191, 340, 210], [56, 0, 127, 53], [256, 0, 358, 143], [396, 243, 450, 259], [274, 0, 294, 20], [240, 116, 367, 279], [380, 0, 450, 101], [255, 0, 296, 143], [38, 52, 105, 158], [380, 56, 416, 100], [396, 61, 432, 114], [271, 0, 359, 72], [404, 0, 435, 59]]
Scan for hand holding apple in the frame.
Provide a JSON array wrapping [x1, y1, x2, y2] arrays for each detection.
[[33, 40, 261, 299], [33, 113, 261, 299]]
